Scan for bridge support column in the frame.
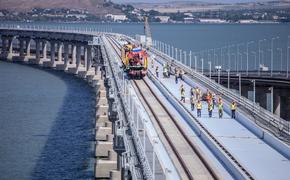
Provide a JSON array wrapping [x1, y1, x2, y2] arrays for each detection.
[[63, 42, 69, 70], [35, 39, 41, 64], [7, 37, 13, 60], [1, 36, 7, 58], [19, 38, 25, 58], [57, 42, 62, 62], [50, 41, 56, 67], [72, 44, 76, 65], [86, 46, 92, 72], [76, 44, 81, 70], [84, 47, 88, 69], [25, 39, 31, 60], [242, 86, 249, 99], [280, 93, 290, 121], [274, 90, 281, 117], [41, 40, 47, 60], [256, 87, 268, 109]]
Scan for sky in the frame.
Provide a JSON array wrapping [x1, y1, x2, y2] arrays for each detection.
[[112, 0, 278, 3]]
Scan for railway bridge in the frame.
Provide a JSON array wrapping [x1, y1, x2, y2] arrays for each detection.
[[1, 26, 290, 180]]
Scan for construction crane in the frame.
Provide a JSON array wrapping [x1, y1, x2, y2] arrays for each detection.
[[144, 16, 152, 48]]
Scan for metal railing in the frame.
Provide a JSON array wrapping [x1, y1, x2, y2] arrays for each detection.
[[0, 23, 111, 34], [149, 46, 290, 136], [203, 70, 290, 80], [102, 35, 180, 180]]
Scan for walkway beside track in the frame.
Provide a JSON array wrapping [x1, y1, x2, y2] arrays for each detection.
[[148, 55, 290, 180]]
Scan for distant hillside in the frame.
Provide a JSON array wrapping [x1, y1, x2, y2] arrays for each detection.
[[130, 0, 290, 13], [0, 0, 122, 15]]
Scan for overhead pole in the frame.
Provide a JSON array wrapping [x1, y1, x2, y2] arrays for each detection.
[[144, 16, 152, 48]]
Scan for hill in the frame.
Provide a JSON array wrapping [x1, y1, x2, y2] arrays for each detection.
[[0, 0, 122, 15]]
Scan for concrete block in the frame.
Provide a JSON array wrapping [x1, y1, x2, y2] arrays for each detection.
[[55, 64, 66, 71], [7, 53, 13, 60], [108, 149, 117, 161], [42, 61, 52, 68], [86, 69, 95, 77], [95, 160, 117, 178], [28, 59, 39, 65], [106, 134, 114, 142], [96, 106, 108, 117], [77, 70, 87, 78], [12, 56, 26, 62], [96, 97, 108, 106], [96, 127, 112, 141], [96, 104, 109, 111], [87, 73, 94, 79], [96, 121, 112, 128], [110, 170, 121, 180], [91, 79, 100, 88], [96, 115, 109, 124], [67, 67, 77, 74], [95, 141, 113, 157], [100, 90, 107, 97]]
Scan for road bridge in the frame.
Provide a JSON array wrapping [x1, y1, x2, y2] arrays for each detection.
[[1, 26, 290, 180]]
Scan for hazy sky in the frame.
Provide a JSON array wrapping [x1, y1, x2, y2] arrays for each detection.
[[112, 0, 277, 3]]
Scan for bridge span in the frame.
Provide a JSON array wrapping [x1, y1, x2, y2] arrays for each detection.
[[1, 27, 290, 180]]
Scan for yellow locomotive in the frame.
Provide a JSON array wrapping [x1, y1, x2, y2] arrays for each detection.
[[121, 42, 148, 78]]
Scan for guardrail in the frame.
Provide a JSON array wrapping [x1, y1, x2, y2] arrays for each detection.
[[149, 47, 290, 137], [102, 35, 180, 180], [203, 71, 290, 80], [0, 23, 111, 33]]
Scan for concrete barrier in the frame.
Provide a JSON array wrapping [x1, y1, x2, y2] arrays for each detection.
[[95, 160, 117, 178]]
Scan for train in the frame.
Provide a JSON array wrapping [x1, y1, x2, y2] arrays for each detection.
[[121, 42, 148, 78]]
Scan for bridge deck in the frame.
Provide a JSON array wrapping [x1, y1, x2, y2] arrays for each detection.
[[149, 56, 290, 180]]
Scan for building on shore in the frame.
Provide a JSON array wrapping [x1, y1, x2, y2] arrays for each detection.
[[199, 18, 228, 23], [155, 16, 170, 23], [105, 14, 127, 21]]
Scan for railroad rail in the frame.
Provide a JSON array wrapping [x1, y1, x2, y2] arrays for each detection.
[[133, 78, 219, 180], [106, 35, 220, 179], [106, 34, 256, 180]]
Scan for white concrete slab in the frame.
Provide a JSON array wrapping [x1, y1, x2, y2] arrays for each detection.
[[148, 55, 290, 180]]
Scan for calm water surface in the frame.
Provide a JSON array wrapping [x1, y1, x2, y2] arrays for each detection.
[[0, 61, 95, 179]]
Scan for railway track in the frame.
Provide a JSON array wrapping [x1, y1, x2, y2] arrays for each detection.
[[133, 78, 220, 180], [106, 35, 221, 179], [106, 34, 258, 180]]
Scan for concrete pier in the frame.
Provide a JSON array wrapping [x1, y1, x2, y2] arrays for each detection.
[[94, 76, 120, 179]]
